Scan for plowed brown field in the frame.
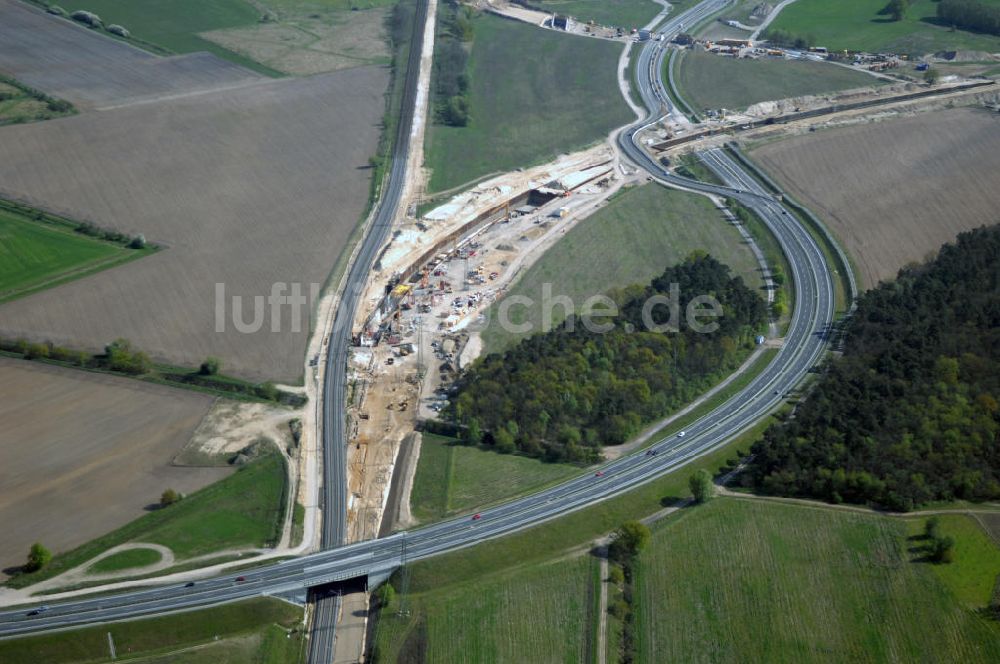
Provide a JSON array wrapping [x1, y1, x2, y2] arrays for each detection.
[[0, 358, 221, 577], [752, 108, 1000, 288], [0, 66, 387, 382], [0, 0, 264, 110]]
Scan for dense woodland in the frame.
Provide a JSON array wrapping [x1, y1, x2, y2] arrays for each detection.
[[450, 254, 767, 462], [745, 225, 1000, 511], [937, 0, 1000, 37], [433, 1, 475, 126]]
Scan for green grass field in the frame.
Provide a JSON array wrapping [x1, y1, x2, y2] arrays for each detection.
[[128, 623, 301, 664], [425, 12, 631, 193], [7, 454, 287, 589], [53, 0, 279, 73], [0, 598, 302, 664], [768, 0, 1000, 55], [403, 412, 777, 597], [534, 0, 661, 27], [37, 554, 258, 596], [87, 547, 163, 574], [264, 0, 397, 9], [675, 50, 885, 112], [636, 499, 1000, 662], [0, 80, 74, 126], [410, 434, 580, 523], [479, 183, 765, 355], [977, 512, 1000, 543], [908, 515, 1000, 608], [373, 555, 596, 662], [0, 208, 141, 303]]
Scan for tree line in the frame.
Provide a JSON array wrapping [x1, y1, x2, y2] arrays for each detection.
[[0, 72, 73, 123], [448, 254, 768, 462], [937, 0, 1000, 37], [433, 1, 476, 126], [743, 225, 1000, 511], [761, 28, 815, 50], [0, 336, 304, 407]]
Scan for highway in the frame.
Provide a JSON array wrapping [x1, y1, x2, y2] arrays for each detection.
[[0, 0, 841, 646], [308, 0, 431, 660]]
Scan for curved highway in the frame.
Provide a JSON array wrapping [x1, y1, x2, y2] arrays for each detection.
[[0, 0, 841, 640]]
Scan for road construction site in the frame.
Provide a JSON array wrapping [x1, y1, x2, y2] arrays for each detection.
[[332, 0, 1000, 551], [338, 142, 634, 540], [481, 0, 653, 41], [4, 0, 995, 654]]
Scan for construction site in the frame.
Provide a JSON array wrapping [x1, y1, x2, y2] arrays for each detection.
[[480, 0, 649, 41], [335, 0, 1000, 540], [336, 143, 623, 539]]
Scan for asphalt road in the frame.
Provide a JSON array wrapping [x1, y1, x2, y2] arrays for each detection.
[[308, 0, 431, 660], [0, 0, 839, 643]]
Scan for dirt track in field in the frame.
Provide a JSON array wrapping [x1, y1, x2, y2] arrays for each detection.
[[0, 66, 388, 382], [0, 358, 223, 578], [752, 107, 1000, 288], [0, 0, 265, 110]]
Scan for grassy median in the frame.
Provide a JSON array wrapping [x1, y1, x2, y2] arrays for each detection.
[[0, 598, 302, 664]]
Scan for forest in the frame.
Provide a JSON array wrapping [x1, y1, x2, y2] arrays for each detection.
[[744, 225, 1000, 511], [449, 254, 768, 462], [937, 0, 1000, 37], [433, 1, 476, 126]]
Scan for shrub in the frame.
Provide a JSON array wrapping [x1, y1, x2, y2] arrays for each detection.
[[160, 488, 181, 507], [48, 345, 74, 362], [107, 24, 130, 38], [24, 342, 49, 360], [929, 535, 955, 564], [689, 469, 715, 503], [76, 221, 100, 237], [376, 583, 396, 609], [104, 338, 151, 375], [45, 98, 72, 113], [885, 0, 910, 21], [25, 543, 52, 573], [256, 381, 279, 401], [70, 10, 102, 27], [289, 418, 303, 445], [608, 598, 628, 619], [608, 520, 651, 563], [444, 95, 470, 126], [462, 418, 483, 445], [199, 356, 221, 376], [493, 427, 516, 454]]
